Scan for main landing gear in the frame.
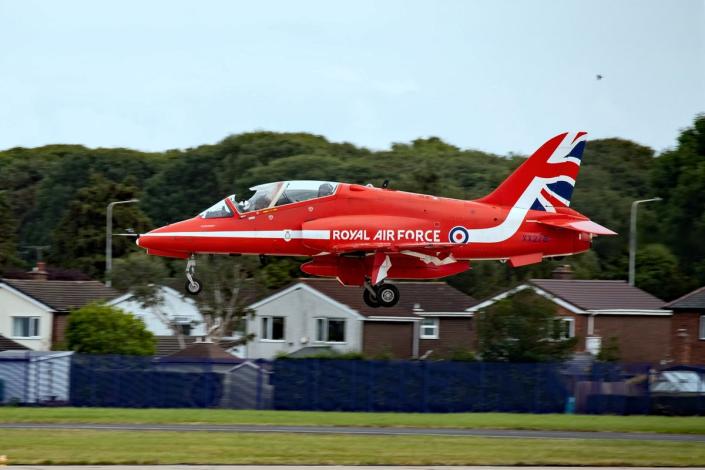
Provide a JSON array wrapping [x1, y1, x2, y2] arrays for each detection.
[[185, 255, 203, 295], [362, 280, 400, 308]]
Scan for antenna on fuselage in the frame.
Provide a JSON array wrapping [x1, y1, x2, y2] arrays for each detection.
[[382, 179, 390, 189]]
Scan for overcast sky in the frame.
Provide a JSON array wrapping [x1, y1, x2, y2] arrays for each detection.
[[1, 0, 703, 155]]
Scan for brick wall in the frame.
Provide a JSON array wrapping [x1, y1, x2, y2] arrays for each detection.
[[52, 313, 69, 347], [419, 317, 475, 358], [553, 305, 671, 363], [593, 315, 671, 363], [671, 311, 705, 365], [362, 321, 413, 358]]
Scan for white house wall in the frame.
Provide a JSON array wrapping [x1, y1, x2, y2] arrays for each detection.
[[246, 286, 362, 359], [110, 287, 205, 337], [0, 287, 53, 351]]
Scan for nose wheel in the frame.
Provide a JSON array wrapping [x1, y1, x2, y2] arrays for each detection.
[[185, 256, 202, 295], [362, 281, 400, 308]]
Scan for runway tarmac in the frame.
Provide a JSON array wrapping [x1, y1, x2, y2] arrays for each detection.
[[7, 466, 705, 470], [2, 422, 704, 442]]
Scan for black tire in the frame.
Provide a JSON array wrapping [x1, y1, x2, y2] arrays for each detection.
[[376, 284, 400, 308], [185, 277, 203, 295], [363, 288, 380, 308]]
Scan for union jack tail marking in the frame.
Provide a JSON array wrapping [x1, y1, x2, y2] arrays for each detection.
[[478, 132, 587, 211]]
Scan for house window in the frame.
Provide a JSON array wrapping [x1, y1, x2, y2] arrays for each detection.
[[12, 317, 40, 338], [552, 317, 575, 340], [699, 315, 705, 340], [315, 318, 346, 343], [261, 316, 285, 341], [420, 318, 439, 339]]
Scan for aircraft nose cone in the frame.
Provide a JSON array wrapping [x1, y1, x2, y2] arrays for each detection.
[[135, 219, 198, 258], [135, 229, 162, 250]]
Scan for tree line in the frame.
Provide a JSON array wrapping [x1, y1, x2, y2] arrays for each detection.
[[0, 115, 704, 301]]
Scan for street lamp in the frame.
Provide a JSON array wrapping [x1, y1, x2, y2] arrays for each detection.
[[629, 197, 662, 286], [105, 198, 139, 287]]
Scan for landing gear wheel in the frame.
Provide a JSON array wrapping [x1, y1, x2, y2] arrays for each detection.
[[376, 284, 400, 308], [185, 277, 202, 295], [363, 288, 380, 308], [185, 256, 202, 295]]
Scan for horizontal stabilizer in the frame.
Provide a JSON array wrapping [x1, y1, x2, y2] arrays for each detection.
[[538, 217, 616, 235]]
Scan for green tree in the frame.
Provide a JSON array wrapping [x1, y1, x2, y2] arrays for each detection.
[[476, 289, 577, 362], [66, 303, 155, 355], [635, 243, 692, 300], [49, 174, 152, 278], [189, 255, 260, 343], [596, 336, 620, 362], [0, 192, 21, 271], [652, 114, 705, 283]]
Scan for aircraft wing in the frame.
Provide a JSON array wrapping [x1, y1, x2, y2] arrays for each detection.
[[537, 217, 616, 235]]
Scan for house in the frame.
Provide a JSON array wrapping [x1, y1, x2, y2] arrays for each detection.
[[666, 286, 705, 364], [108, 286, 206, 337], [469, 273, 671, 363], [0, 267, 119, 350], [109, 284, 258, 357], [245, 278, 478, 359]]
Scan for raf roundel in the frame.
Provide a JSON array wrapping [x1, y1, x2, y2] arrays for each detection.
[[449, 226, 470, 244]]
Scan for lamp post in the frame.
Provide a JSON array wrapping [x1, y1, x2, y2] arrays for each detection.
[[105, 198, 139, 287], [629, 197, 661, 286]]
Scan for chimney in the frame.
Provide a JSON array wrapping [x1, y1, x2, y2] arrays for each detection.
[[28, 262, 49, 281], [552, 264, 574, 280]]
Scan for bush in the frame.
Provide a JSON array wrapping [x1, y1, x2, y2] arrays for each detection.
[[66, 303, 155, 355]]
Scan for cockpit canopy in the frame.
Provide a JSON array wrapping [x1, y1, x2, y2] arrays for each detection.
[[199, 180, 339, 219]]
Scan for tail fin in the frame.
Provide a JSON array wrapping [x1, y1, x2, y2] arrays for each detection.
[[478, 132, 587, 212]]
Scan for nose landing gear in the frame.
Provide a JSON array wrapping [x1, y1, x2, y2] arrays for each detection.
[[185, 256, 203, 295], [362, 279, 400, 308]]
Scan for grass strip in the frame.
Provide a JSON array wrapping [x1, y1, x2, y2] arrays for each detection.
[[0, 407, 704, 435], [0, 429, 704, 466]]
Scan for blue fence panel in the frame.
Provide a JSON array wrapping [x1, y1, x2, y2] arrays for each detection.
[[70, 355, 224, 408], [271, 359, 569, 413], [51, 355, 705, 414]]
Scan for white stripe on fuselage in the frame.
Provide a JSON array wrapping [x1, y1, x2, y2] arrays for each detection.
[[143, 230, 331, 240]]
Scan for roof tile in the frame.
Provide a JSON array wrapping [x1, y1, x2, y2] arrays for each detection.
[[2, 279, 120, 312], [529, 279, 666, 310], [666, 286, 705, 310], [0, 334, 30, 351], [294, 278, 477, 318]]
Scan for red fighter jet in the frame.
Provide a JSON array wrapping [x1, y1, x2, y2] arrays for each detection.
[[137, 132, 615, 308]]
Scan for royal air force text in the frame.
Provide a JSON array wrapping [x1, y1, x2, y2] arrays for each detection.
[[332, 229, 441, 243]]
